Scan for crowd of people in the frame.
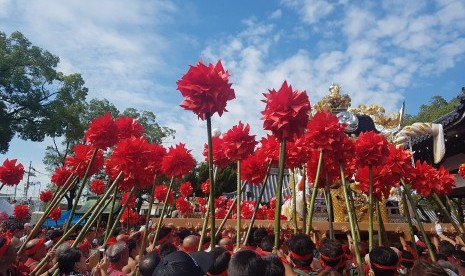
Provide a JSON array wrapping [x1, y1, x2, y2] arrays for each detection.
[[1, 219, 465, 276]]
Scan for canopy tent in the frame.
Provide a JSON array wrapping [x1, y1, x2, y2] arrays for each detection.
[[43, 210, 82, 227], [74, 197, 121, 215]]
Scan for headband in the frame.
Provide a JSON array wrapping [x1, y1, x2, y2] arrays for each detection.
[[320, 253, 344, 261], [290, 250, 313, 261], [256, 247, 271, 256], [400, 257, 414, 264], [0, 237, 10, 257], [371, 262, 398, 270], [25, 238, 45, 256]]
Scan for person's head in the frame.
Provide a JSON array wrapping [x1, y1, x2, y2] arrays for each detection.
[[263, 254, 285, 276], [287, 234, 315, 268], [399, 250, 415, 269], [0, 235, 17, 264], [244, 227, 258, 246], [159, 242, 178, 258], [319, 238, 344, 269], [452, 249, 465, 268], [208, 247, 231, 275], [437, 259, 459, 275], [219, 237, 233, 252], [127, 237, 138, 257], [253, 228, 268, 246], [182, 235, 199, 253], [25, 238, 47, 259], [8, 222, 24, 238], [139, 252, 160, 276], [411, 261, 449, 276], [57, 247, 86, 274], [438, 241, 455, 258], [259, 234, 274, 253], [228, 250, 265, 276], [368, 247, 399, 276], [50, 229, 64, 244], [106, 241, 129, 267], [152, 250, 213, 276]]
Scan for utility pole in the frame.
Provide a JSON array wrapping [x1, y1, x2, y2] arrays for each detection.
[[24, 161, 32, 199]]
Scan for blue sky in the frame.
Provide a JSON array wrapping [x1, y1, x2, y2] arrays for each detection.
[[1, 0, 464, 196]]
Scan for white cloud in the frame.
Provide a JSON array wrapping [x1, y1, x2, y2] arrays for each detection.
[[282, 0, 336, 24], [269, 9, 282, 19]]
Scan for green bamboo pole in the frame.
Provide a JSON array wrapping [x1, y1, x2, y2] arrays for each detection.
[[368, 165, 374, 251], [433, 192, 465, 241], [306, 150, 324, 235], [292, 169, 298, 234], [324, 173, 334, 240], [64, 148, 98, 232], [198, 193, 211, 251], [273, 139, 286, 251], [243, 162, 272, 246], [138, 176, 158, 259], [347, 187, 361, 242], [236, 160, 242, 250], [340, 161, 364, 275], [401, 179, 436, 262], [206, 115, 216, 251], [400, 186, 419, 257], [152, 176, 174, 246], [375, 198, 383, 246], [302, 166, 307, 234], [215, 182, 248, 237], [104, 187, 119, 242]]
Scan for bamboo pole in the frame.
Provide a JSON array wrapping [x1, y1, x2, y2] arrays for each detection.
[[215, 182, 248, 237], [368, 165, 374, 251], [306, 150, 324, 235], [433, 192, 465, 241], [151, 176, 174, 248], [273, 139, 286, 251], [206, 115, 216, 251], [236, 161, 242, 250]]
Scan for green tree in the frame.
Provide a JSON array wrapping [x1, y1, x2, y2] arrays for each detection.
[[403, 95, 459, 126], [0, 31, 88, 153]]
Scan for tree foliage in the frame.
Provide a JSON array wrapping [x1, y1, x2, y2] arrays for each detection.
[[403, 95, 460, 126]]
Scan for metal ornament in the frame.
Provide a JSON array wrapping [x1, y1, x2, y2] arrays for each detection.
[[337, 111, 358, 133]]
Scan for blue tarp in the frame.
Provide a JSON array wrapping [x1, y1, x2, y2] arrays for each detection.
[[43, 210, 83, 227]]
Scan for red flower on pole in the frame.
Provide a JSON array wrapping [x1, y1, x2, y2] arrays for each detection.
[[114, 116, 144, 140], [89, 179, 106, 195], [197, 197, 207, 213], [354, 131, 389, 167], [13, 204, 29, 220], [51, 166, 73, 187], [434, 166, 455, 196], [120, 209, 140, 225], [306, 111, 345, 152], [65, 144, 104, 178], [240, 201, 255, 219], [215, 207, 227, 219], [179, 182, 194, 197], [145, 143, 167, 177], [261, 80, 310, 140], [203, 136, 230, 169], [459, 164, 465, 179], [269, 197, 276, 209], [176, 60, 236, 120], [356, 166, 398, 200], [84, 113, 119, 150], [256, 134, 279, 165], [176, 197, 194, 215], [0, 159, 25, 186], [39, 191, 53, 203], [161, 143, 195, 179], [241, 152, 268, 185], [286, 136, 309, 169], [201, 180, 210, 194], [410, 160, 437, 197], [154, 185, 174, 205], [384, 144, 414, 178], [120, 192, 137, 209], [49, 207, 62, 222], [222, 121, 257, 161]]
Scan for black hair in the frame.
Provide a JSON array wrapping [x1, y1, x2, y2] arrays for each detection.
[[400, 250, 415, 269], [259, 234, 275, 253], [139, 252, 160, 276], [57, 247, 82, 274], [245, 227, 258, 246], [453, 250, 465, 267], [319, 238, 343, 268], [287, 234, 315, 267], [209, 247, 231, 275], [263, 254, 285, 276], [436, 253, 448, 261], [175, 228, 191, 242], [369, 247, 399, 276], [127, 238, 137, 253], [50, 229, 64, 241], [411, 261, 449, 276], [7, 222, 24, 232], [228, 250, 265, 276], [253, 228, 268, 246], [158, 242, 177, 259], [438, 241, 455, 257]]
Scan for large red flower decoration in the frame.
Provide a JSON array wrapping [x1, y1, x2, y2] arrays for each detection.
[[114, 116, 144, 140], [201, 180, 210, 194], [176, 197, 194, 215], [49, 207, 62, 222], [51, 166, 73, 187], [240, 201, 255, 219], [256, 134, 279, 165], [306, 111, 345, 153], [89, 179, 106, 195], [261, 81, 310, 140], [65, 144, 104, 178], [203, 136, 230, 169], [161, 143, 195, 179], [215, 207, 227, 219], [39, 191, 54, 203], [84, 113, 119, 150], [197, 197, 207, 213], [435, 166, 455, 196], [356, 166, 398, 200], [354, 131, 389, 167], [176, 60, 235, 120], [0, 159, 25, 186], [222, 121, 257, 161], [120, 192, 137, 209], [145, 143, 167, 178], [179, 182, 194, 197], [120, 208, 140, 225], [384, 144, 415, 180], [410, 160, 438, 197], [459, 164, 465, 179], [286, 136, 309, 169], [13, 204, 29, 220], [241, 152, 268, 185], [154, 185, 174, 205]]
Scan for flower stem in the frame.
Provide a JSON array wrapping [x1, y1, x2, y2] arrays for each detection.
[[324, 173, 334, 240], [306, 150, 324, 235], [198, 166, 217, 251], [368, 165, 374, 251], [104, 187, 119, 242], [151, 176, 174, 249], [236, 160, 242, 249], [302, 166, 307, 234], [433, 192, 465, 241], [64, 148, 98, 232], [400, 185, 419, 256], [206, 115, 216, 251], [215, 182, 248, 237], [243, 161, 272, 246], [292, 168, 298, 234], [105, 185, 137, 247], [375, 198, 383, 246], [138, 176, 157, 259], [273, 138, 286, 252]]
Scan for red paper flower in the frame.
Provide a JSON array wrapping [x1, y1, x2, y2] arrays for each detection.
[[176, 60, 236, 120], [261, 80, 310, 140], [269, 197, 276, 209], [161, 143, 195, 179], [120, 208, 140, 225], [65, 144, 104, 178], [201, 180, 210, 194], [214, 196, 228, 209], [240, 201, 255, 219], [256, 134, 279, 165], [39, 191, 53, 203], [356, 166, 398, 200], [384, 144, 414, 178], [13, 204, 29, 220], [286, 136, 309, 169], [49, 207, 62, 222], [354, 131, 389, 167], [120, 192, 137, 209], [203, 136, 230, 169], [222, 121, 257, 161], [90, 179, 106, 195], [459, 164, 465, 178], [154, 185, 174, 205], [145, 143, 167, 178], [197, 197, 207, 213], [215, 207, 227, 219], [266, 208, 276, 220], [51, 166, 73, 187], [306, 111, 345, 153], [410, 160, 437, 197], [114, 116, 144, 140], [176, 197, 194, 215], [241, 152, 268, 185], [0, 159, 25, 186], [434, 166, 455, 195], [179, 182, 194, 197], [84, 113, 119, 150]]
